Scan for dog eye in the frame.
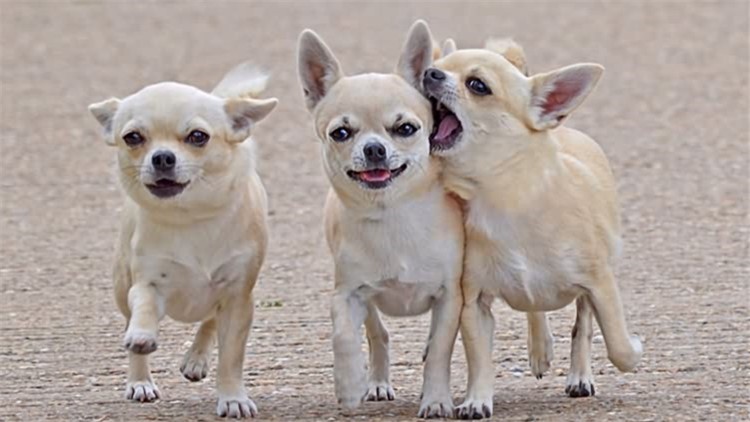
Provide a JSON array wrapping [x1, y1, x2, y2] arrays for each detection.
[[329, 127, 351, 142], [186, 130, 210, 147], [123, 131, 145, 147], [466, 77, 492, 96], [395, 123, 418, 137]]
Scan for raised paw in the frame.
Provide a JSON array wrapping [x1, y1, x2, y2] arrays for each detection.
[[565, 373, 596, 398], [366, 381, 395, 401], [217, 395, 257, 419], [417, 396, 454, 419], [456, 398, 492, 420], [125, 380, 160, 402], [180, 350, 210, 382], [123, 330, 158, 355]]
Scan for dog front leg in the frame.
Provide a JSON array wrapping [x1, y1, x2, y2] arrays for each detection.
[[215, 290, 256, 418], [565, 295, 595, 397], [123, 283, 163, 402], [418, 287, 461, 418], [527, 311, 554, 379], [456, 286, 495, 420], [364, 305, 393, 401], [331, 290, 368, 409]]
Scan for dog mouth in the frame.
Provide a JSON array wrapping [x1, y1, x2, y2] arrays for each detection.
[[429, 97, 463, 151], [346, 163, 408, 189], [145, 178, 189, 198]]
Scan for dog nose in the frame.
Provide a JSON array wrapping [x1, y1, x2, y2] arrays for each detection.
[[151, 150, 176, 172], [363, 142, 387, 163], [424, 68, 446, 83]]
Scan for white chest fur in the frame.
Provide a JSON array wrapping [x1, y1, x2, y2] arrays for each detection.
[[130, 211, 258, 323]]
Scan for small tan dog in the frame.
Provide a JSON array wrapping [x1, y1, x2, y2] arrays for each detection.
[[297, 21, 464, 418], [88, 63, 277, 418], [421, 39, 643, 419]]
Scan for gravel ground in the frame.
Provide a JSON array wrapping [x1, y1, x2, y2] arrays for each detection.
[[0, 1, 748, 421]]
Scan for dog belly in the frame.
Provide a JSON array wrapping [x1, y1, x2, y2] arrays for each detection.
[[162, 284, 222, 323], [370, 280, 442, 317]]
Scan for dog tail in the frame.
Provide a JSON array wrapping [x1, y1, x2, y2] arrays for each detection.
[[485, 38, 528, 76], [212, 61, 270, 99]]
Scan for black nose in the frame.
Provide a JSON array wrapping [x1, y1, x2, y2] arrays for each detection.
[[151, 150, 176, 172], [424, 68, 446, 83], [363, 142, 387, 163]]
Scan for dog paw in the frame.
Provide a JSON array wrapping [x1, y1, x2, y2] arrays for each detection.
[[217, 395, 258, 418], [366, 381, 394, 401], [417, 395, 454, 418], [180, 350, 210, 382], [565, 373, 596, 398], [125, 380, 160, 402], [529, 333, 554, 379], [456, 397, 492, 420], [123, 330, 158, 355]]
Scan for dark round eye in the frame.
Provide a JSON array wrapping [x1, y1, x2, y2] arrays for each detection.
[[395, 123, 418, 137], [466, 77, 492, 96], [123, 131, 145, 147], [329, 127, 351, 142], [186, 130, 210, 147]]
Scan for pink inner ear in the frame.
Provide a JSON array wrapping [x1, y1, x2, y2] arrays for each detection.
[[541, 76, 586, 115]]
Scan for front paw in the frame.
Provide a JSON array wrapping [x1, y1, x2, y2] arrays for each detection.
[[125, 380, 160, 402], [417, 394, 454, 418], [565, 372, 595, 398], [366, 381, 394, 401], [456, 397, 492, 420], [217, 394, 258, 418], [123, 329, 158, 355], [335, 359, 367, 408]]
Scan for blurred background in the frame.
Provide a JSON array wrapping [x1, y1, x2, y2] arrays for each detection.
[[0, 1, 747, 420]]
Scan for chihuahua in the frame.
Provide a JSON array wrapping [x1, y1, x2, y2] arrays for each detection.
[[421, 39, 643, 419], [88, 63, 277, 418], [297, 21, 464, 418]]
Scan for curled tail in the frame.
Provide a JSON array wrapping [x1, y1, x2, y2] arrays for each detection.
[[485, 38, 528, 75], [212, 62, 270, 99]]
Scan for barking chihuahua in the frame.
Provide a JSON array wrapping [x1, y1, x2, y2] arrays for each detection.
[[421, 41, 643, 418], [88, 63, 277, 418], [297, 21, 464, 418]]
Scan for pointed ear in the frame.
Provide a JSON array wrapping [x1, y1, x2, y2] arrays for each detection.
[[88, 98, 120, 146], [396, 20, 434, 89], [527, 63, 604, 131], [297, 30, 343, 111], [224, 97, 278, 142], [485, 38, 528, 76], [442, 38, 457, 56]]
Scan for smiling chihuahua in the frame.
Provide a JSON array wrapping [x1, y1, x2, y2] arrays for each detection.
[[297, 21, 464, 418], [421, 41, 643, 418], [88, 63, 277, 418]]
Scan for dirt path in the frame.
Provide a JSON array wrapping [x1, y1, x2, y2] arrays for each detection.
[[1, 1, 748, 420]]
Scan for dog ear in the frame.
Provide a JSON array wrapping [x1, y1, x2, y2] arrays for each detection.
[[224, 97, 278, 143], [396, 20, 434, 89], [298, 30, 343, 111], [442, 38, 457, 56], [88, 98, 120, 146], [485, 38, 528, 76], [527, 63, 604, 131]]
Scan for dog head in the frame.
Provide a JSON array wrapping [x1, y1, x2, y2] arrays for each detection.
[[88, 64, 277, 211], [297, 20, 437, 206], [423, 40, 603, 156]]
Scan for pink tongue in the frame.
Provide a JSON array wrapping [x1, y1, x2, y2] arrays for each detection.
[[435, 115, 459, 141], [361, 169, 391, 182]]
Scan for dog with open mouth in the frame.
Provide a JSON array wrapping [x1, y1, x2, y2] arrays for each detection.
[[421, 39, 643, 419], [88, 63, 277, 419], [297, 21, 464, 418]]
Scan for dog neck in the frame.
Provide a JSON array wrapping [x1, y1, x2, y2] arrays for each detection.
[[442, 129, 563, 213]]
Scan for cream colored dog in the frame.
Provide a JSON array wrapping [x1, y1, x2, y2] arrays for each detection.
[[88, 63, 277, 419], [297, 21, 464, 418], [420, 39, 643, 419]]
